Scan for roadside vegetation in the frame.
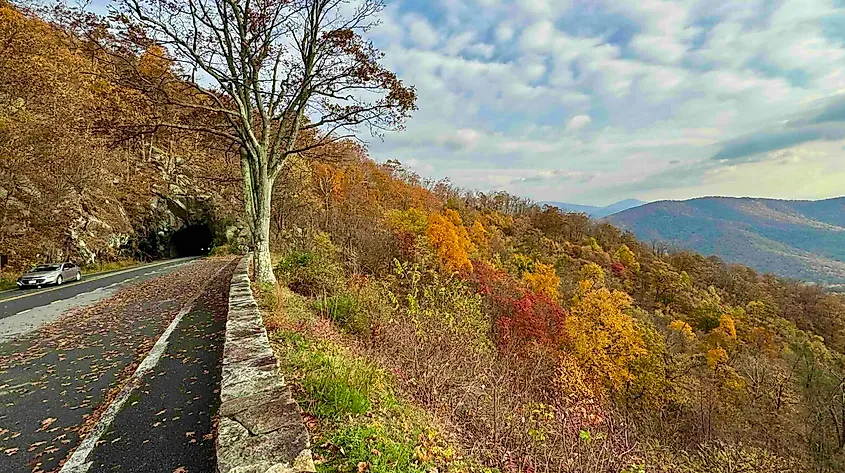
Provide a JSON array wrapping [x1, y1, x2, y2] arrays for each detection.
[[253, 150, 845, 472], [255, 284, 494, 473], [0, 273, 16, 291]]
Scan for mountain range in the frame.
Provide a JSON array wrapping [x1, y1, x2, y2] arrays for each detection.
[[607, 196, 845, 284], [541, 199, 646, 218]]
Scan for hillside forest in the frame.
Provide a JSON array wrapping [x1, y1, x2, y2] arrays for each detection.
[[5, 2, 845, 472]]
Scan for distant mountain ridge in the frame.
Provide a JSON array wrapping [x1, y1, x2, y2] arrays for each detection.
[[541, 199, 646, 218], [607, 196, 845, 284]]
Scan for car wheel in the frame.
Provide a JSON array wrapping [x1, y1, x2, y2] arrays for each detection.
[[56, 275, 63, 286], [76, 272, 81, 281]]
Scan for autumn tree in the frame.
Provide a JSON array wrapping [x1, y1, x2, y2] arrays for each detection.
[[115, 0, 417, 282], [427, 209, 473, 273]]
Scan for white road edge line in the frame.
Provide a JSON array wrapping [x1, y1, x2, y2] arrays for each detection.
[[58, 262, 229, 473]]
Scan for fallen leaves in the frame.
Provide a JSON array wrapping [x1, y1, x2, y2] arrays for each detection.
[[27, 441, 46, 452], [37, 418, 57, 432], [0, 260, 232, 472]]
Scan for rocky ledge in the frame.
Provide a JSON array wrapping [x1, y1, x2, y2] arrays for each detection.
[[217, 255, 314, 473]]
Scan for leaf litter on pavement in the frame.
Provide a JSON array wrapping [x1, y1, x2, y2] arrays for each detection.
[[0, 258, 235, 473]]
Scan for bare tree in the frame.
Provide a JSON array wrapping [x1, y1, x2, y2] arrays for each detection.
[[115, 0, 416, 282]]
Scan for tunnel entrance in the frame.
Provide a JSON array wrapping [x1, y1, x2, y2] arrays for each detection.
[[170, 223, 214, 257]]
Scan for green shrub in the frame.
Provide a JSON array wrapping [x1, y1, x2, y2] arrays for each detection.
[[275, 233, 345, 296], [317, 422, 429, 473], [313, 293, 374, 334], [209, 242, 243, 256], [276, 250, 314, 272], [274, 332, 394, 418], [0, 273, 16, 291]]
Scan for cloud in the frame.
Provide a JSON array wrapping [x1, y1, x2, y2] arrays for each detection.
[[494, 23, 515, 43], [712, 125, 845, 162], [360, 0, 845, 205], [629, 34, 687, 64], [406, 15, 439, 49], [810, 97, 845, 124], [565, 115, 592, 131], [438, 128, 483, 150], [519, 21, 555, 51]]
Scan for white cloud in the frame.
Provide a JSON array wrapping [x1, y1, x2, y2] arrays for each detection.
[[442, 31, 476, 56], [519, 21, 555, 51], [522, 0, 552, 17], [363, 0, 845, 204], [406, 15, 439, 49], [466, 43, 496, 59], [438, 128, 484, 150], [565, 115, 592, 132], [629, 34, 687, 64], [494, 23, 515, 43]]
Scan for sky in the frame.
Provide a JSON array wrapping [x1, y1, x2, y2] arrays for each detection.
[[89, 0, 845, 206]]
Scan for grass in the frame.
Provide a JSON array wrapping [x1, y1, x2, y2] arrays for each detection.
[[312, 294, 365, 333], [264, 286, 496, 473], [274, 330, 392, 418], [0, 273, 16, 291]]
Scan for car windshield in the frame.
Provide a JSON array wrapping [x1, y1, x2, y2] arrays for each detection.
[[31, 264, 61, 272]]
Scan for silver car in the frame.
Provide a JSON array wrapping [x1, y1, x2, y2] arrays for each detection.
[[17, 263, 82, 289]]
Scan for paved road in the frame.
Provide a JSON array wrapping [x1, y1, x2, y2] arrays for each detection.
[[86, 267, 231, 472], [0, 258, 197, 317], [0, 257, 236, 473], [0, 259, 199, 343]]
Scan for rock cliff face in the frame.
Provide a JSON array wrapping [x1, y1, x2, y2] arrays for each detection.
[[3, 145, 245, 270]]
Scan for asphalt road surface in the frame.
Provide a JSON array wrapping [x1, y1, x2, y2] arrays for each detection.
[[0, 258, 198, 318], [0, 257, 237, 473]]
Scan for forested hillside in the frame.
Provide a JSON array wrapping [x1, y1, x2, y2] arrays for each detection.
[[263, 151, 845, 472], [5, 3, 845, 472], [0, 1, 243, 272], [609, 196, 845, 285]]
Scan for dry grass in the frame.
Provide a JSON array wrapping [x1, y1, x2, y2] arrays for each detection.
[[258, 283, 493, 473]]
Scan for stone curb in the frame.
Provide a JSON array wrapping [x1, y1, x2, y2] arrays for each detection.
[[217, 255, 315, 473]]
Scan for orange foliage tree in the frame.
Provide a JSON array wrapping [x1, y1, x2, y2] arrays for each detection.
[[426, 209, 474, 273]]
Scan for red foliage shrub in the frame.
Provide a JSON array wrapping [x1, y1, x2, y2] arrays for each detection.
[[496, 291, 567, 348], [611, 262, 625, 278], [393, 229, 418, 260], [469, 260, 568, 350]]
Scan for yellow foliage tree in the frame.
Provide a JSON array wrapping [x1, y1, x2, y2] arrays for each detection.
[[669, 319, 696, 341], [706, 347, 728, 369], [567, 280, 647, 395], [468, 220, 489, 250], [137, 45, 173, 79], [718, 314, 738, 340], [427, 210, 474, 273], [386, 208, 429, 235], [615, 244, 641, 272], [580, 262, 606, 288], [523, 262, 561, 300]]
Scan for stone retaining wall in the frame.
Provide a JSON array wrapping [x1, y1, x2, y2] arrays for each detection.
[[216, 255, 314, 473]]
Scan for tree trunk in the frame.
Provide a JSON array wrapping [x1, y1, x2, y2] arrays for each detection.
[[252, 173, 277, 285], [241, 146, 277, 285]]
